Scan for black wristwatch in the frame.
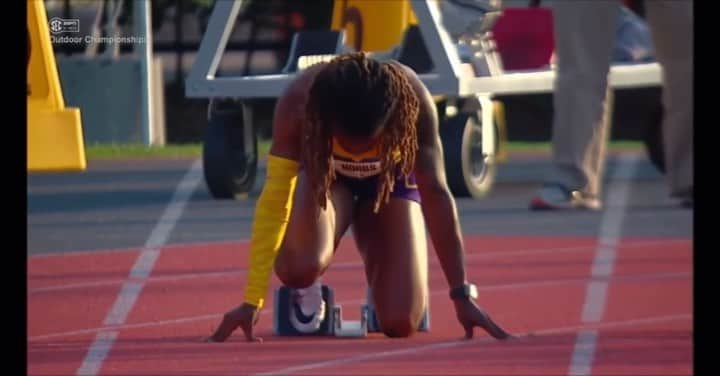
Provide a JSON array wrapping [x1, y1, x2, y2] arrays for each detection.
[[449, 282, 478, 301]]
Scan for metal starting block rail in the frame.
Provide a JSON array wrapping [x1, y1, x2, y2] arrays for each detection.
[[272, 285, 430, 338], [185, 0, 662, 100], [186, 0, 663, 201]]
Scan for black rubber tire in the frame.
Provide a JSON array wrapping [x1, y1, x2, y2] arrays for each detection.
[[202, 103, 258, 199], [440, 112, 498, 198], [643, 104, 666, 174]]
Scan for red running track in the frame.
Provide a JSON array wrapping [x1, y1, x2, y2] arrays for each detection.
[[28, 236, 692, 375]]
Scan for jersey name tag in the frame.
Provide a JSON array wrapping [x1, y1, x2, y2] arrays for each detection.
[[333, 159, 381, 179]]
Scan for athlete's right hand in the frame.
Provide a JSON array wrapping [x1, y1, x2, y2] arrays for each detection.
[[205, 303, 263, 343]]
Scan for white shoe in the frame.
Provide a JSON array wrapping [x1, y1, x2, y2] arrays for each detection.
[[289, 282, 326, 333]]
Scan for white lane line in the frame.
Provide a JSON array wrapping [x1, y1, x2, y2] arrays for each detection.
[[567, 330, 599, 376], [103, 281, 144, 326], [28, 235, 687, 260], [129, 248, 162, 280], [29, 270, 247, 294], [74, 331, 118, 376], [29, 238, 690, 294], [28, 239, 250, 259], [255, 314, 691, 376], [75, 160, 202, 376], [29, 270, 690, 342], [568, 154, 640, 376], [581, 282, 609, 323]]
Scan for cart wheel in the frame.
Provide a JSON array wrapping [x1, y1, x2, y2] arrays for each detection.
[[643, 104, 665, 174], [203, 100, 258, 199], [440, 112, 498, 198]]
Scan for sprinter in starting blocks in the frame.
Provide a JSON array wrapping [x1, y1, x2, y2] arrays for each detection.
[[204, 52, 514, 343]]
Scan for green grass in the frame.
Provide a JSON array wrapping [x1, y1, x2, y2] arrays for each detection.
[[85, 140, 643, 160], [504, 140, 643, 153], [85, 141, 270, 160], [258, 139, 271, 157], [85, 143, 203, 159]]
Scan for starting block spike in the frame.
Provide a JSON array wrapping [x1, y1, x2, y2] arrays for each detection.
[[332, 305, 342, 330]]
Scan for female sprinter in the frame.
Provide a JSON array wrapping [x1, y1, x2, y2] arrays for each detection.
[[207, 52, 512, 342]]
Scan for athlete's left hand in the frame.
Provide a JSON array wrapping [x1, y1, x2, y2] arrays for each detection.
[[453, 299, 515, 340]]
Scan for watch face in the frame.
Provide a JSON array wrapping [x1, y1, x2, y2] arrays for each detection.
[[468, 284, 478, 299]]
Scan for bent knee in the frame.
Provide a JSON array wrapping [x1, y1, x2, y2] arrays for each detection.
[[275, 262, 321, 288], [274, 247, 323, 288], [379, 315, 419, 338]]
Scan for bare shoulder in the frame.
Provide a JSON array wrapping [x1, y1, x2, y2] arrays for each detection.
[[287, 64, 326, 97], [270, 63, 327, 159], [393, 63, 432, 100], [277, 63, 326, 115]]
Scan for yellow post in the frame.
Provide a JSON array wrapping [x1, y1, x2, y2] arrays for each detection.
[[331, 0, 417, 52], [27, 0, 86, 172]]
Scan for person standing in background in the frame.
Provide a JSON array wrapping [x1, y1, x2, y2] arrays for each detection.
[[530, 0, 693, 210]]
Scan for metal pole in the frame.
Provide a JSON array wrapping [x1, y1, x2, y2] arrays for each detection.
[[62, 0, 71, 56], [135, 0, 153, 146], [174, 0, 183, 86]]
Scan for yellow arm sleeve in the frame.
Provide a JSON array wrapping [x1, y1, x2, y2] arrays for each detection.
[[243, 154, 299, 309]]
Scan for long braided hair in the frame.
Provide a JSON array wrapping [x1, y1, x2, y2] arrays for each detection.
[[303, 52, 420, 213]]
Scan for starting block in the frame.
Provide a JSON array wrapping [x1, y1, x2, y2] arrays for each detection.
[[332, 305, 369, 338], [273, 285, 369, 338], [272, 285, 336, 336], [272, 285, 430, 338]]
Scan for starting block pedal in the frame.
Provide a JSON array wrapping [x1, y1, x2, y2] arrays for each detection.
[[272, 285, 370, 338], [366, 288, 430, 333], [332, 305, 368, 338], [272, 285, 335, 336]]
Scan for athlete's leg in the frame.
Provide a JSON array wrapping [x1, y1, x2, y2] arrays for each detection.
[[207, 171, 354, 341], [352, 196, 428, 338], [274, 170, 355, 288]]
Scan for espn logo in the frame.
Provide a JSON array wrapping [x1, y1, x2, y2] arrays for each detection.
[[49, 17, 80, 34]]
